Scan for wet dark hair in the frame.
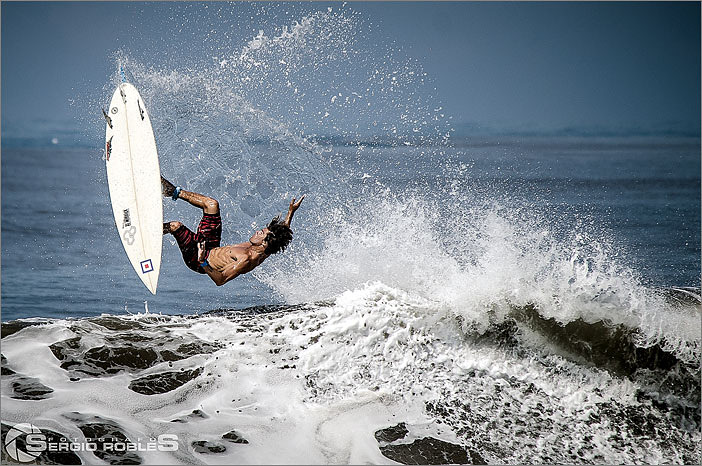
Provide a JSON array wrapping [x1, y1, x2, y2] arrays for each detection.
[[264, 216, 293, 255]]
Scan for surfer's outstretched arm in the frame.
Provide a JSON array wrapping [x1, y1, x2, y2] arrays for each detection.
[[284, 195, 305, 227]]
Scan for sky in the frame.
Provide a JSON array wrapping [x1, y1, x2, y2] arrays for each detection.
[[2, 1, 700, 141]]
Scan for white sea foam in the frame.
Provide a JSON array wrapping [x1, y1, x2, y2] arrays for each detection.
[[3, 282, 696, 464]]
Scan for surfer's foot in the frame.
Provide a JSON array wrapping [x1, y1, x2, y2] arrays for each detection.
[[163, 221, 182, 235], [161, 176, 178, 199]]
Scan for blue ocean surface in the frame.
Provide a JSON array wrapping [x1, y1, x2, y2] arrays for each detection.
[[1, 136, 698, 321]]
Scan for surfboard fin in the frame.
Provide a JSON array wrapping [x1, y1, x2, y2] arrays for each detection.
[[102, 108, 113, 129]]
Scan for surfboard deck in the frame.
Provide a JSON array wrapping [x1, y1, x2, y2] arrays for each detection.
[[105, 81, 162, 294]]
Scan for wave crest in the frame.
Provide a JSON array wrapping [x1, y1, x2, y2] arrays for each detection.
[[261, 192, 701, 364]]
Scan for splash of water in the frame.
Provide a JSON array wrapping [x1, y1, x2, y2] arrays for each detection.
[[101, 5, 452, 238], [261, 190, 700, 364]]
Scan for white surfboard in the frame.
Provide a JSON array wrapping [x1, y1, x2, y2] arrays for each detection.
[[104, 80, 162, 294]]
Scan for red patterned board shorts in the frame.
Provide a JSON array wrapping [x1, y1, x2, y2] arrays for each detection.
[[172, 213, 222, 274]]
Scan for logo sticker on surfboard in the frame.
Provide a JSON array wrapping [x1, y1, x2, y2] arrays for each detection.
[[122, 226, 137, 245], [122, 208, 131, 228], [140, 259, 154, 274]]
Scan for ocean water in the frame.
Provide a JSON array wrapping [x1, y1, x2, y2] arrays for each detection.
[[2, 6, 701, 465]]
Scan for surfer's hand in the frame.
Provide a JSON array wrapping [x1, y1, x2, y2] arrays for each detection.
[[284, 195, 304, 227], [288, 195, 305, 213], [197, 241, 207, 263]]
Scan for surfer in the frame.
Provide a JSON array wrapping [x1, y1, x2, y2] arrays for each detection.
[[161, 177, 304, 286]]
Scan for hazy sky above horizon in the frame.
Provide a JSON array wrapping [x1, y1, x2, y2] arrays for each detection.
[[2, 1, 700, 137]]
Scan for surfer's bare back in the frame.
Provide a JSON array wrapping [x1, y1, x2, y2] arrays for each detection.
[[161, 177, 304, 286]]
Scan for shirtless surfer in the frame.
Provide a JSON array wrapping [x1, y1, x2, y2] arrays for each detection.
[[161, 177, 304, 286]]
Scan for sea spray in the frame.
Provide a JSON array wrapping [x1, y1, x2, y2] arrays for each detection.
[[99, 4, 452, 236], [261, 191, 700, 366]]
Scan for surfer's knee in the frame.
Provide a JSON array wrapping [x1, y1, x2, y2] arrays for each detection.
[[203, 198, 219, 214]]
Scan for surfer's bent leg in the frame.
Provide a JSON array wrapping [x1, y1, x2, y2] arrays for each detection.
[[161, 177, 219, 215], [177, 190, 220, 215], [196, 212, 222, 250], [168, 222, 207, 274]]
